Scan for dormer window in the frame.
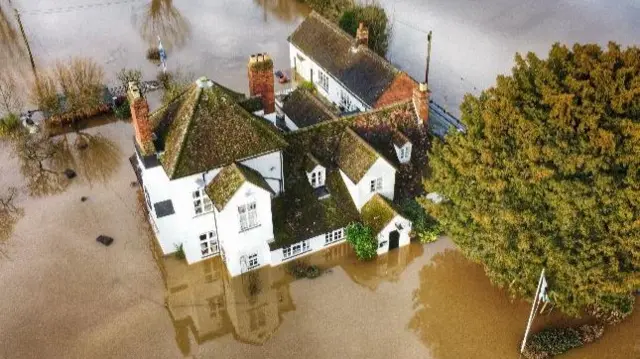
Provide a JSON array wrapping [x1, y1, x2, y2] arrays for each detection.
[[310, 169, 325, 188], [398, 145, 411, 162], [392, 131, 412, 164]]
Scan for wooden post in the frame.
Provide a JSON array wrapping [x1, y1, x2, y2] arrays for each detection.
[[14, 8, 37, 79], [425, 31, 432, 84]]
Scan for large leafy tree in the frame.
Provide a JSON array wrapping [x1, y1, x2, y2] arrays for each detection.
[[423, 42, 640, 316]]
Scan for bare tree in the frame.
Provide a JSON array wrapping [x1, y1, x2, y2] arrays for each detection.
[[0, 72, 23, 116], [0, 186, 23, 258]]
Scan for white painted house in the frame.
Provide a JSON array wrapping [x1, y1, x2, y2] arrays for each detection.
[[130, 13, 435, 277]]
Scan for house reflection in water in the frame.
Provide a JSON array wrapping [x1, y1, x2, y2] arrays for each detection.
[[161, 242, 423, 354]]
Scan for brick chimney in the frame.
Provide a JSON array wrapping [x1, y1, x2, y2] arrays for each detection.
[[356, 22, 369, 48], [248, 53, 275, 115], [127, 82, 154, 155], [413, 83, 430, 125]]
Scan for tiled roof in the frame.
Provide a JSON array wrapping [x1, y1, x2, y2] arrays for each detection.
[[289, 12, 400, 107], [281, 88, 336, 128], [336, 128, 382, 183], [392, 130, 410, 147], [206, 163, 274, 211], [304, 152, 322, 172], [148, 78, 287, 179], [361, 194, 398, 234]]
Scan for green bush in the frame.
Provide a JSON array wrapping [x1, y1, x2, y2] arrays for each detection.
[[346, 223, 377, 261], [0, 113, 20, 137], [524, 327, 582, 359], [402, 199, 441, 243], [174, 243, 185, 260], [338, 3, 390, 57], [299, 80, 316, 93], [113, 100, 131, 119], [587, 294, 635, 325]]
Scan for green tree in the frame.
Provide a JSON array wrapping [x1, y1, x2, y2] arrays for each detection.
[[423, 42, 640, 317], [339, 3, 390, 57], [345, 222, 377, 261]]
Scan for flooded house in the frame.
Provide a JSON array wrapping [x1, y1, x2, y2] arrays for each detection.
[[129, 11, 436, 277]]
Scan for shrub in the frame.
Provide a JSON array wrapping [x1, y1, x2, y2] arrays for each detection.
[[586, 294, 635, 325], [300, 80, 316, 93], [577, 324, 604, 344], [286, 260, 322, 279], [523, 327, 583, 359], [116, 68, 142, 90], [174, 243, 185, 260], [402, 199, 441, 243], [338, 3, 390, 57], [345, 223, 377, 261], [0, 113, 20, 137], [146, 47, 161, 62], [113, 100, 131, 119]]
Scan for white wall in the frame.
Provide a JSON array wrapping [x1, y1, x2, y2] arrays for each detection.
[[290, 44, 368, 112], [139, 150, 282, 267], [240, 151, 284, 195], [376, 215, 412, 255], [138, 151, 221, 261], [340, 170, 359, 208], [216, 181, 275, 276], [351, 158, 396, 210], [269, 228, 346, 266]]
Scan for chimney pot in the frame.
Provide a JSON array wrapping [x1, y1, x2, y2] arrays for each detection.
[[413, 83, 430, 126]]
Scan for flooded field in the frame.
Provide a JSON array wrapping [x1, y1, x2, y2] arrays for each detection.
[[1, 0, 639, 357]]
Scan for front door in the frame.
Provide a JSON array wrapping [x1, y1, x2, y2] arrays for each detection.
[[388, 230, 400, 251]]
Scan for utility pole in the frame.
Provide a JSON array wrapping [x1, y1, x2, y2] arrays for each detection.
[[14, 8, 37, 79], [425, 30, 432, 85]]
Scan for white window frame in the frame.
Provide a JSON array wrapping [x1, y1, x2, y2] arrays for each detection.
[[248, 253, 259, 268], [200, 231, 219, 257], [238, 201, 259, 232], [317, 71, 329, 92], [370, 178, 383, 193], [339, 90, 352, 111], [192, 188, 213, 215], [283, 240, 311, 259], [324, 228, 344, 245], [399, 146, 410, 161], [310, 169, 325, 188]]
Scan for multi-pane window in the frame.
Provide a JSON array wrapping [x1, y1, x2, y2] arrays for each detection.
[[370, 178, 383, 193], [248, 253, 259, 268], [192, 189, 213, 215], [200, 231, 218, 257], [339, 90, 352, 111], [325, 228, 344, 245], [318, 71, 329, 92], [310, 170, 325, 188], [399, 146, 410, 161], [238, 201, 259, 231], [282, 240, 311, 259]]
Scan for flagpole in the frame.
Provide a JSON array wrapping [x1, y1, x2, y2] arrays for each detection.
[[520, 268, 545, 354]]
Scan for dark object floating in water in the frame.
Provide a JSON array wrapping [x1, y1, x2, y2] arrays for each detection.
[[81, 196, 88, 202], [96, 235, 114, 246], [64, 169, 77, 179], [130, 181, 138, 188], [275, 70, 289, 84]]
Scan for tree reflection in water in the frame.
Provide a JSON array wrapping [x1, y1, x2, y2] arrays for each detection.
[[0, 4, 24, 63], [253, 0, 310, 23], [0, 186, 23, 258], [14, 128, 120, 196], [140, 0, 191, 50]]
